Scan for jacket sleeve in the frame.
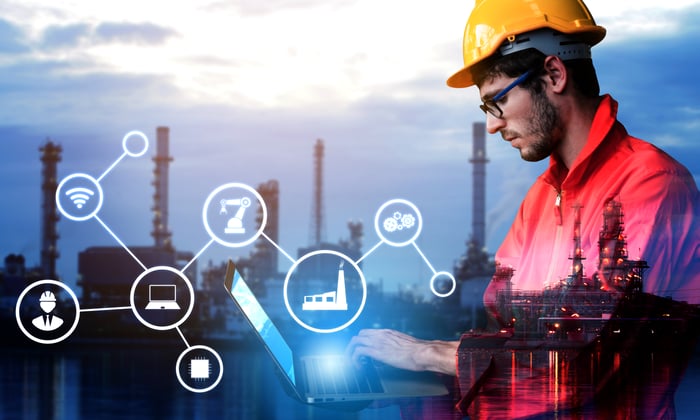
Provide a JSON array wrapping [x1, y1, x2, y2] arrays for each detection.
[[617, 153, 700, 304]]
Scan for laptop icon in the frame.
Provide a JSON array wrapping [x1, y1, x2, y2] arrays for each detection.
[[222, 259, 448, 405], [145, 284, 181, 310]]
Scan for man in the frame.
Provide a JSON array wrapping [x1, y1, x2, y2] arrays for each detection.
[[348, 0, 700, 418]]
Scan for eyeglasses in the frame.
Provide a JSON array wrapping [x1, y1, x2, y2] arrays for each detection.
[[479, 70, 533, 119]]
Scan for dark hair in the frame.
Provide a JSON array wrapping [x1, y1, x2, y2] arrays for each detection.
[[471, 48, 601, 98]]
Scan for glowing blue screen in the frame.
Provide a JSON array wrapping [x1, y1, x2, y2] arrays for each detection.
[[229, 270, 296, 384]]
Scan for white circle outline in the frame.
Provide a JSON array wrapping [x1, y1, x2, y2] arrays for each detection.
[[15, 279, 81, 344], [55, 173, 104, 221], [429, 271, 457, 298], [284, 250, 367, 334], [374, 199, 423, 247], [122, 130, 149, 157], [202, 182, 267, 248], [129, 266, 195, 331], [175, 345, 224, 393]]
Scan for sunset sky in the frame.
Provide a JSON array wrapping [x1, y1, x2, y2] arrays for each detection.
[[1, 0, 699, 300]]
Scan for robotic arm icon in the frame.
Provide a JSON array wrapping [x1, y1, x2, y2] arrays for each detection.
[[219, 197, 252, 234]]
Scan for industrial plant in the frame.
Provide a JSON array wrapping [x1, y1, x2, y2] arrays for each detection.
[[2, 123, 498, 343], [5, 122, 694, 349]]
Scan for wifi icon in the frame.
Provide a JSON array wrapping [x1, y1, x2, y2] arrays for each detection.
[[66, 187, 95, 209]]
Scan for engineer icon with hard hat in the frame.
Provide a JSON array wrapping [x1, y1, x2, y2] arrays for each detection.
[[31, 290, 64, 332]]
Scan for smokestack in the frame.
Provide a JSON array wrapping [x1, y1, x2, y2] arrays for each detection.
[[254, 180, 280, 278], [152, 126, 173, 249], [40, 140, 62, 278], [469, 122, 488, 249], [335, 261, 348, 310], [309, 139, 326, 245]]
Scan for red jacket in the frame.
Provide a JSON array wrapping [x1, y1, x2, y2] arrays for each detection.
[[485, 94, 699, 312], [457, 95, 700, 419]]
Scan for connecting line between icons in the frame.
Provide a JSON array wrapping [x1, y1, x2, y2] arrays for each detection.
[[96, 152, 127, 183], [412, 241, 437, 275], [38, 131, 225, 393], [351, 240, 438, 277], [44, 133, 454, 393], [176, 326, 190, 348], [182, 238, 215, 272], [262, 232, 296, 264], [81, 306, 132, 313], [95, 215, 148, 271], [355, 240, 383, 264], [94, 214, 196, 352]]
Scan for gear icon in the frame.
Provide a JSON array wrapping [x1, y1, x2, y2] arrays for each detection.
[[401, 213, 416, 229], [383, 217, 399, 232], [383, 211, 417, 233]]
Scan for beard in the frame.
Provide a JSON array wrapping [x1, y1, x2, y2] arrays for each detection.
[[507, 89, 562, 162]]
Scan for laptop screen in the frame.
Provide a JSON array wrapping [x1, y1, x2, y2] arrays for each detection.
[[226, 263, 296, 384], [149, 284, 175, 301]]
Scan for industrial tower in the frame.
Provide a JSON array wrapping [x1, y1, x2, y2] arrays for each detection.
[[568, 204, 585, 287], [151, 126, 173, 249], [469, 122, 488, 249], [78, 126, 196, 307], [454, 122, 494, 281], [40, 140, 62, 279], [309, 139, 326, 246], [249, 180, 280, 280], [296, 138, 363, 285]]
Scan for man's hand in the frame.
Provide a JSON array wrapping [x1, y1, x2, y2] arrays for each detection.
[[346, 329, 459, 376]]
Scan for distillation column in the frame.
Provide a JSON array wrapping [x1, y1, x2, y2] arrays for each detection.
[[151, 126, 173, 249], [40, 141, 62, 279], [470, 122, 488, 248], [309, 139, 326, 246]]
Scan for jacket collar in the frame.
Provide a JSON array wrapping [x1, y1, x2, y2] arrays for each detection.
[[541, 94, 619, 189]]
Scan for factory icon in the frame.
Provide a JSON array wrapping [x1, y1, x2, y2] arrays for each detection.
[[302, 261, 348, 311]]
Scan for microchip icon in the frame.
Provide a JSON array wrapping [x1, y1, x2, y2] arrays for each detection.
[[189, 357, 210, 381]]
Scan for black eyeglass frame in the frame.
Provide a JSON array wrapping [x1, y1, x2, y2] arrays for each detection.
[[479, 70, 534, 119]]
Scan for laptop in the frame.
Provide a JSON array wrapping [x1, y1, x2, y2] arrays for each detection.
[[145, 284, 181, 310], [222, 259, 449, 405]]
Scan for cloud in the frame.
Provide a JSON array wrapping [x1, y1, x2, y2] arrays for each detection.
[[38, 21, 179, 50], [93, 21, 179, 45], [0, 50, 184, 128], [204, 0, 354, 16], [0, 18, 29, 53], [2, 0, 700, 292], [594, 4, 700, 178], [591, 1, 700, 41], [39, 23, 91, 49]]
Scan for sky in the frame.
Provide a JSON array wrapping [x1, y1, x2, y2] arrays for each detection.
[[1, 0, 699, 301]]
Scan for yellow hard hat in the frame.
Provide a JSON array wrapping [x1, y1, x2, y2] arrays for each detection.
[[447, 0, 606, 88]]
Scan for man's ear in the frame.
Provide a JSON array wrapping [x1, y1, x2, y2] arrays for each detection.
[[543, 55, 568, 94]]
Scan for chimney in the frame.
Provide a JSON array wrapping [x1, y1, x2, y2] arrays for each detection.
[[309, 139, 326, 245], [469, 122, 488, 248], [40, 140, 62, 278], [152, 126, 173, 249]]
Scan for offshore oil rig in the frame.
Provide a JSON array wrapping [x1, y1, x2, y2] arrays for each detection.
[[491, 199, 697, 346]]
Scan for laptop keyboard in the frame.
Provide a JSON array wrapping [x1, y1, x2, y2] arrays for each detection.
[[303, 355, 384, 396]]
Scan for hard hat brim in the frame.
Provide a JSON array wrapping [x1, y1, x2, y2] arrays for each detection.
[[446, 67, 476, 88], [446, 0, 607, 89]]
